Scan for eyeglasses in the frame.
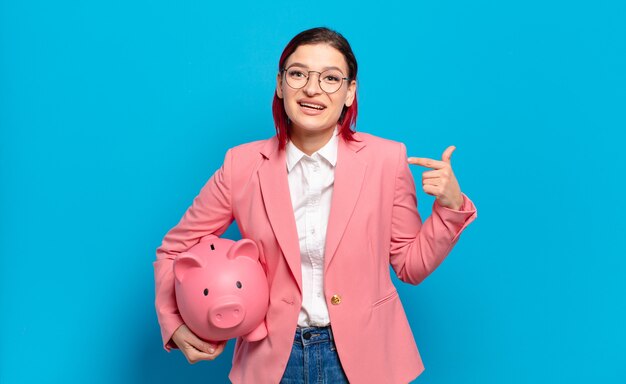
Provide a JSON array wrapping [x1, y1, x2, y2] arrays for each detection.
[[282, 66, 349, 94]]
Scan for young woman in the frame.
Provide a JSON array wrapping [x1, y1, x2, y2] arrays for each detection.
[[154, 27, 477, 383]]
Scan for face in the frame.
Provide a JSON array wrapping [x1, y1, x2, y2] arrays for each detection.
[[276, 43, 356, 137]]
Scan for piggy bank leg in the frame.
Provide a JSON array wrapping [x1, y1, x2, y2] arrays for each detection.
[[243, 321, 268, 342]]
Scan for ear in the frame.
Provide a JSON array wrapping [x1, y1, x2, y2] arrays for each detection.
[[226, 239, 259, 262], [344, 79, 357, 107], [276, 72, 284, 99], [174, 252, 204, 283]]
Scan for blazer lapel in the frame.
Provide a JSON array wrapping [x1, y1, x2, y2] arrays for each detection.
[[257, 138, 303, 292], [324, 136, 367, 271]]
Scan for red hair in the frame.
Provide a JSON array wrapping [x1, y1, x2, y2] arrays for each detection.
[[272, 27, 359, 150]]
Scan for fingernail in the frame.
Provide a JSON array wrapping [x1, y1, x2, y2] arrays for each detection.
[[208, 348, 215, 354]]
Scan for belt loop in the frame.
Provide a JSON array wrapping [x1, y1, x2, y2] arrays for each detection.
[[327, 325, 334, 342]]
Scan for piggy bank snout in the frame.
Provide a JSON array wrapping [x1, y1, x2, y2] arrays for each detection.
[[209, 300, 246, 329]]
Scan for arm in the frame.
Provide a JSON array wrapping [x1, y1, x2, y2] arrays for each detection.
[[389, 143, 477, 285], [153, 149, 235, 350]]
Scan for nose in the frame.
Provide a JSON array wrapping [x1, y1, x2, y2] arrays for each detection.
[[302, 72, 323, 96], [209, 301, 246, 329]]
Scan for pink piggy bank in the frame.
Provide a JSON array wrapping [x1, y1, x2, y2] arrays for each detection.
[[174, 235, 269, 342]]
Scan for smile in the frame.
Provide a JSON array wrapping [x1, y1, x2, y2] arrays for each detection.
[[298, 102, 326, 110]]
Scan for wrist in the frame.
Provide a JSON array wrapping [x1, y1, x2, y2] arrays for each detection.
[[453, 195, 464, 210], [444, 194, 464, 211]]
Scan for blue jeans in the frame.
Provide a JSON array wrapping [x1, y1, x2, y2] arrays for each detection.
[[280, 326, 349, 384]]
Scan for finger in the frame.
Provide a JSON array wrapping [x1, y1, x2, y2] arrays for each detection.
[[202, 340, 227, 361], [182, 345, 213, 364], [189, 337, 217, 355], [208, 340, 227, 354], [183, 338, 227, 362], [422, 184, 439, 196], [178, 327, 216, 355], [212, 342, 227, 356], [422, 169, 442, 179], [407, 157, 448, 169], [422, 178, 439, 186], [441, 146, 456, 163]]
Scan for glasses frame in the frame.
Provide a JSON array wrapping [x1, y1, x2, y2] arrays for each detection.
[[281, 66, 350, 94]]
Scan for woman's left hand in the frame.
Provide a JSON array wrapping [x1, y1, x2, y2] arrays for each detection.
[[407, 145, 464, 210]]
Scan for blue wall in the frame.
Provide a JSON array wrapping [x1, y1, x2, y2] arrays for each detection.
[[1, 0, 625, 382]]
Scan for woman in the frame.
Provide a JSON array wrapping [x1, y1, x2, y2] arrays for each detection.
[[154, 27, 477, 383]]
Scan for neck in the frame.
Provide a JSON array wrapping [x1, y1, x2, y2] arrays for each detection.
[[289, 127, 336, 156]]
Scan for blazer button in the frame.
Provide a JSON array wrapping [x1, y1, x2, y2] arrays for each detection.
[[330, 294, 342, 305]]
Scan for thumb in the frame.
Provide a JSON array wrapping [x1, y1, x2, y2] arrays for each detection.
[[442, 145, 456, 163]]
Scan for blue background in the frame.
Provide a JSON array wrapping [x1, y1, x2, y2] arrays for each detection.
[[1, 0, 625, 383]]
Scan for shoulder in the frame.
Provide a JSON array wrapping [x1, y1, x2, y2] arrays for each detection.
[[345, 132, 409, 181], [223, 136, 278, 162], [352, 131, 407, 158], [229, 137, 275, 156], [218, 136, 277, 179]]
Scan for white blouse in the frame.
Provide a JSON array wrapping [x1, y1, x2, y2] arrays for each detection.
[[285, 131, 338, 327]]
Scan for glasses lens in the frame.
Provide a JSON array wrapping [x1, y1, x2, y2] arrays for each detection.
[[319, 70, 345, 93], [285, 67, 308, 89]]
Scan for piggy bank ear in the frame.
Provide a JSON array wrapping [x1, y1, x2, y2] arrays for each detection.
[[174, 252, 204, 283], [226, 239, 259, 262]]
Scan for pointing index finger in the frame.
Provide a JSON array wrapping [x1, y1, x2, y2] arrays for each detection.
[[407, 157, 448, 169]]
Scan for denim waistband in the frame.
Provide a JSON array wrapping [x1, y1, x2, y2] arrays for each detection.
[[294, 325, 334, 345]]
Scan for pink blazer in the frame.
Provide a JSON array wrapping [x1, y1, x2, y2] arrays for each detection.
[[154, 132, 477, 383]]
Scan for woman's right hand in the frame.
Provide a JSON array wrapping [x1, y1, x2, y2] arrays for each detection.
[[171, 324, 227, 363]]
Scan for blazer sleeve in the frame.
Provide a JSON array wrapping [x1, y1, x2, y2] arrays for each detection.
[[389, 143, 477, 285], [153, 149, 235, 350]]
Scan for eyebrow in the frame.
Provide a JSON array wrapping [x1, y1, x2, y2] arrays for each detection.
[[285, 62, 346, 73]]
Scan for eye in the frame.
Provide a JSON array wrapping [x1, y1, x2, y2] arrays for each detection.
[[236, 281, 242, 289], [203, 288, 209, 296], [323, 74, 341, 83], [288, 69, 306, 78]]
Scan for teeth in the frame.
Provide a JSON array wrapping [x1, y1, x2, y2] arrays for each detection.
[[300, 102, 325, 110]]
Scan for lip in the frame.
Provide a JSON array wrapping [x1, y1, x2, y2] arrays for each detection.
[[297, 99, 327, 116]]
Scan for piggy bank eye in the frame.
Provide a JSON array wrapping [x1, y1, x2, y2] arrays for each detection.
[[236, 281, 242, 289], [203, 288, 209, 296]]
